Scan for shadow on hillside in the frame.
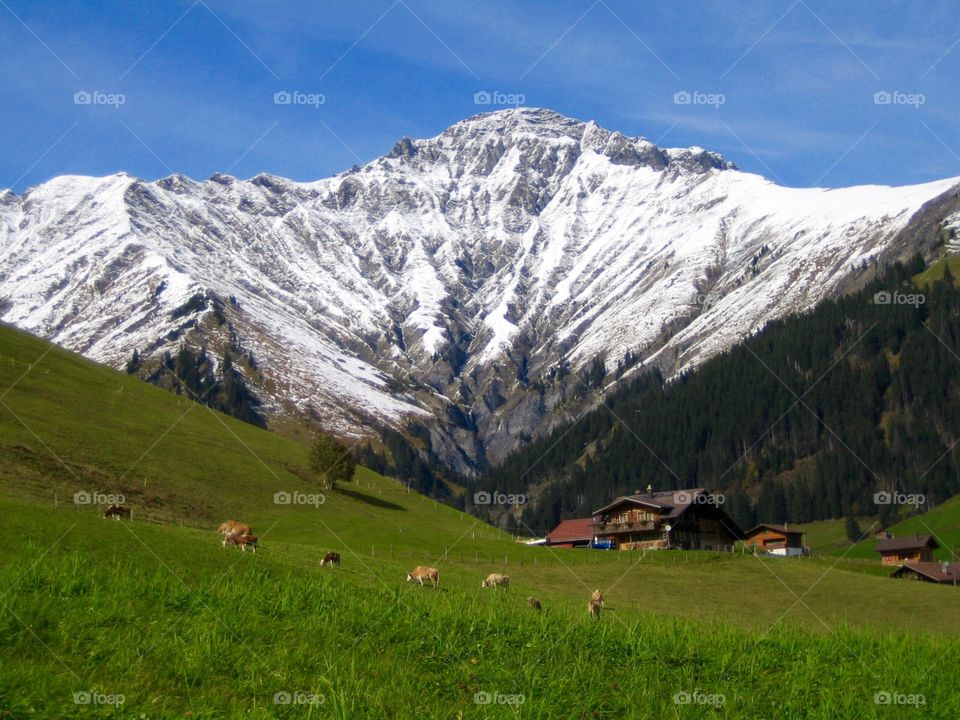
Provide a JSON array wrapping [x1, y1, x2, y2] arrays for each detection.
[[338, 486, 405, 511]]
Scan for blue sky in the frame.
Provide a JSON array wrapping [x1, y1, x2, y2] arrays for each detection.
[[1, 0, 959, 192]]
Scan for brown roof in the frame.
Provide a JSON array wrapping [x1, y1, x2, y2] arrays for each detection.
[[875, 534, 940, 554], [592, 488, 708, 518], [745, 524, 805, 538], [547, 517, 595, 544], [890, 562, 960, 583]]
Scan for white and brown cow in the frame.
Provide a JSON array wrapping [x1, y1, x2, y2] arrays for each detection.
[[320, 551, 341, 567], [481, 573, 510, 590], [405, 565, 440, 588], [102, 504, 131, 520], [223, 533, 258, 553]]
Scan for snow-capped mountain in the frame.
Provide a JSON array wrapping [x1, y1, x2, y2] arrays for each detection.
[[2, 108, 959, 472]]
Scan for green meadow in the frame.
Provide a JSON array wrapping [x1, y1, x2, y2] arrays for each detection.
[[1, 323, 959, 718]]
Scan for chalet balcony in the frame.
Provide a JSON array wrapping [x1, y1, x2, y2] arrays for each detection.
[[594, 520, 659, 535]]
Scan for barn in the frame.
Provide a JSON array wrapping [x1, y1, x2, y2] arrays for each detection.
[[744, 524, 807, 556], [890, 562, 960, 585], [545, 517, 595, 548], [874, 534, 940, 566]]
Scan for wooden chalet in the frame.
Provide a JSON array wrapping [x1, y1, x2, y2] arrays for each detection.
[[545, 517, 595, 548], [744, 524, 807, 556], [591, 488, 743, 551], [874, 534, 939, 566], [890, 562, 960, 586]]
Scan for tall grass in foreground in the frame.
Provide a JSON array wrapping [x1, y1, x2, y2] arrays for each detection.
[[2, 542, 957, 719]]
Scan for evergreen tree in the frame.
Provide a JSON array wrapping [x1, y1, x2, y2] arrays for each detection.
[[309, 434, 356, 491], [845, 515, 862, 543], [125, 349, 141, 374]]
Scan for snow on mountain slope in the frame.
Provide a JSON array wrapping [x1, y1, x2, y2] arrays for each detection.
[[2, 108, 958, 471]]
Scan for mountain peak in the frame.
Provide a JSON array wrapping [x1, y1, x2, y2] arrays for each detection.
[[389, 107, 736, 176]]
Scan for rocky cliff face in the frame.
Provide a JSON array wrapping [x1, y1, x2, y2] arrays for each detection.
[[2, 108, 959, 473]]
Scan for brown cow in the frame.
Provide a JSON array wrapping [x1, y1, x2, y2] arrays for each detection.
[[102, 505, 131, 520], [406, 566, 440, 588], [526, 596, 542, 610], [320, 551, 341, 567], [588, 598, 602, 618], [217, 520, 252, 538], [481, 573, 510, 590], [223, 533, 258, 553]]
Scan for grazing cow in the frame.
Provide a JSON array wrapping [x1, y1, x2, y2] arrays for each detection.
[[588, 598, 602, 618], [217, 520, 252, 538], [481, 573, 510, 590], [320, 551, 341, 567], [223, 533, 258, 553], [102, 504, 131, 520], [590, 589, 605, 607], [526, 596, 542, 610], [406, 565, 440, 588]]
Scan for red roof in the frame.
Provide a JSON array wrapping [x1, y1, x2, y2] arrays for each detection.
[[547, 517, 595, 544]]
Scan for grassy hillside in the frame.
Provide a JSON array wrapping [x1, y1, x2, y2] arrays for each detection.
[[841, 495, 960, 561], [3, 324, 960, 718]]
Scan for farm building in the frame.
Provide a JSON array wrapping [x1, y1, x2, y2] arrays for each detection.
[[889, 562, 960, 585], [744, 524, 807, 556], [874, 534, 940, 566], [591, 488, 743, 551], [545, 517, 595, 548]]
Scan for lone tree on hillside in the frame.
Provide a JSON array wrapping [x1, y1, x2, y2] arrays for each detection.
[[844, 515, 862, 543], [309, 434, 356, 491]]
